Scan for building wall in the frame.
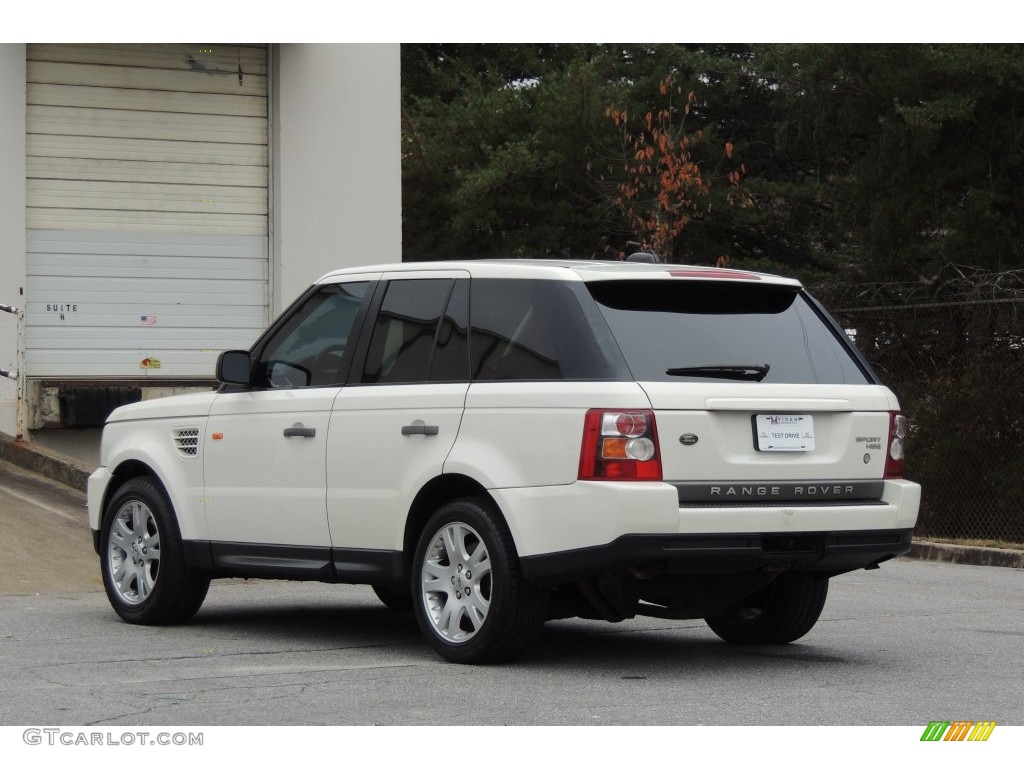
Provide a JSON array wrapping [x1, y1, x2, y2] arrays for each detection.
[[0, 45, 26, 437], [1, 43, 402, 437], [272, 44, 401, 314]]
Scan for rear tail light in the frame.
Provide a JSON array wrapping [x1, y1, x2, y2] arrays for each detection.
[[579, 409, 662, 481], [884, 411, 908, 479]]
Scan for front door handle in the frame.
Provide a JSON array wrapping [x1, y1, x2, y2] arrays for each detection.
[[401, 423, 439, 436], [283, 425, 316, 438]]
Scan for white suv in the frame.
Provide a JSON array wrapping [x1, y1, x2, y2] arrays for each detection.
[[88, 260, 920, 663]]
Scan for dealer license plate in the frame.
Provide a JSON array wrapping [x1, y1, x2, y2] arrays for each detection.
[[755, 414, 815, 452]]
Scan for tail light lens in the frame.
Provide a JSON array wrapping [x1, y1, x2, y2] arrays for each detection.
[[884, 411, 908, 479], [579, 409, 662, 481]]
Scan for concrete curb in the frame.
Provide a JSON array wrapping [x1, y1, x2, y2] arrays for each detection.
[[2, 431, 1022, 569], [902, 541, 1024, 569], [0, 433, 91, 492]]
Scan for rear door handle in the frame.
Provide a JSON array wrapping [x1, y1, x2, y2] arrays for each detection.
[[283, 425, 316, 438], [401, 424, 439, 436]]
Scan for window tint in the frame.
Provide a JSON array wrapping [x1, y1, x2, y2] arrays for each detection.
[[429, 279, 470, 382], [362, 279, 456, 384], [587, 280, 870, 384], [470, 279, 629, 381], [255, 281, 369, 388]]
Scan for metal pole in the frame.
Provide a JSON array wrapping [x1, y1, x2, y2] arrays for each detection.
[[0, 302, 25, 440], [16, 304, 25, 440]]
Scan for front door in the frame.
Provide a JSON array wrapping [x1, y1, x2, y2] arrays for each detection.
[[203, 278, 375, 559]]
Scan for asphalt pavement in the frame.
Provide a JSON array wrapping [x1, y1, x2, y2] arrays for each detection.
[[0, 450, 1021, 728]]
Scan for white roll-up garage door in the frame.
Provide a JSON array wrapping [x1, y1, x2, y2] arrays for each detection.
[[25, 44, 269, 378]]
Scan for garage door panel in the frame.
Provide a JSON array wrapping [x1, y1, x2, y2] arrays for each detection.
[[28, 60, 267, 97], [29, 179, 268, 216], [28, 135, 267, 166], [29, 83, 267, 117], [29, 210, 268, 235], [28, 157, 268, 187], [28, 105, 266, 144], [28, 44, 268, 75]]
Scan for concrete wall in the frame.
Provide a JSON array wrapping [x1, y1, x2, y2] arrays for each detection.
[[0, 45, 26, 437], [272, 44, 402, 314]]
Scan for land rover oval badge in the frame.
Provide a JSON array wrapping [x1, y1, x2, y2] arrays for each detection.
[[679, 433, 699, 446]]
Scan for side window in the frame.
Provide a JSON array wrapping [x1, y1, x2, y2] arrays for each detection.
[[469, 279, 628, 381], [429, 279, 470, 382], [470, 280, 561, 380], [362, 278, 467, 384], [254, 281, 369, 389]]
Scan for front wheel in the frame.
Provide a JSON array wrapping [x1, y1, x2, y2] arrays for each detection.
[[705, 572, 828, 645], [412, 498, 548, 664], [100, 476, 210, 625]]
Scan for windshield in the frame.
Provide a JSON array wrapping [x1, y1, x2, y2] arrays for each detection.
[[586, 280, 871, 385]]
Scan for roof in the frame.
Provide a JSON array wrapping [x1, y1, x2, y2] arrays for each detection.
[[316, 259, 802, 288]]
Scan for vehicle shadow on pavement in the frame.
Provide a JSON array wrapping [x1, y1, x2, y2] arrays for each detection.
[[174, 591, 857, 670], [529, 620, 855, 670]]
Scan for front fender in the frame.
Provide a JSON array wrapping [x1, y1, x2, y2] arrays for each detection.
[[96, 420, 209, 542]]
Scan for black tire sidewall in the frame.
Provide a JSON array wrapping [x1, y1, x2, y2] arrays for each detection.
[[412, 498, 540, 664], [100, 476, 206, 625], [706, 573, 829, 645]]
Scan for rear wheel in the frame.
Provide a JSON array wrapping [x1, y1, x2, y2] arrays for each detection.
[[705, 572, 828, 645], [412, 497, 548, 664], [101, 477, 210, 625]]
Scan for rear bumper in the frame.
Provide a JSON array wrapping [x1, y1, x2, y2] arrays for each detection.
[[519, 528, 915, 586]]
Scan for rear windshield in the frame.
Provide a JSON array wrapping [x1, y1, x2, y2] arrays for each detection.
[[586, 280, 871, 384]]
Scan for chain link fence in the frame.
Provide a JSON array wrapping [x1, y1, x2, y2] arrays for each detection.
[[829, 277, 1024, 546]]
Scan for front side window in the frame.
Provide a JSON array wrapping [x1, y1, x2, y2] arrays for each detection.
[[253, 281, 369, 388]]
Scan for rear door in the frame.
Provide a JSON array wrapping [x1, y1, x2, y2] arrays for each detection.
[[326, 272, 471, 553]]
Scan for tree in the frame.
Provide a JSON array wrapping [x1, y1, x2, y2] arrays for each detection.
[[605, 76, 745, 262]]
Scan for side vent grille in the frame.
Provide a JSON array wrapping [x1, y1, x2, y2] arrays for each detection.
[[172, 427, 200, 458]]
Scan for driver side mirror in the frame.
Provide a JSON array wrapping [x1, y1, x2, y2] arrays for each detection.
[[216, 350, 252, 385]]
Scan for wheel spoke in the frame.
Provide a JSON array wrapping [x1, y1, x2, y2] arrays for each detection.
[[138, 564, 156, 600], [468, 586, 490, 616], [466, 601, 486, 631], [470, 556, 491, 582], [438, 595, 456, 633], [442, 525, 462, 562], [422, 560, 450, 581], [131, 502, 146, 535], [112, 518, 133, 543]]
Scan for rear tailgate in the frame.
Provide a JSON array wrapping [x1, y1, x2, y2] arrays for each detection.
[[641, 382, 897, 492]]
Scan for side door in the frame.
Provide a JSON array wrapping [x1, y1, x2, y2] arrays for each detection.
[[327, 273, 470, 562], [203, 277, 376, 569]]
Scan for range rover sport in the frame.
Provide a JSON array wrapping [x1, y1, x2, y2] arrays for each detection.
[[87, 260, 921, 663]]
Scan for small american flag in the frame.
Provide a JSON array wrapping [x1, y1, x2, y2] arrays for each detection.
[[141, 316, 157, 326]]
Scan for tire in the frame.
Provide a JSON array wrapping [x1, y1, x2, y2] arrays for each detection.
[[100, 476, 210, 625], [705, 572, 828, 645], [372, 584, 413, 612], [412, 497, 548, 664]]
